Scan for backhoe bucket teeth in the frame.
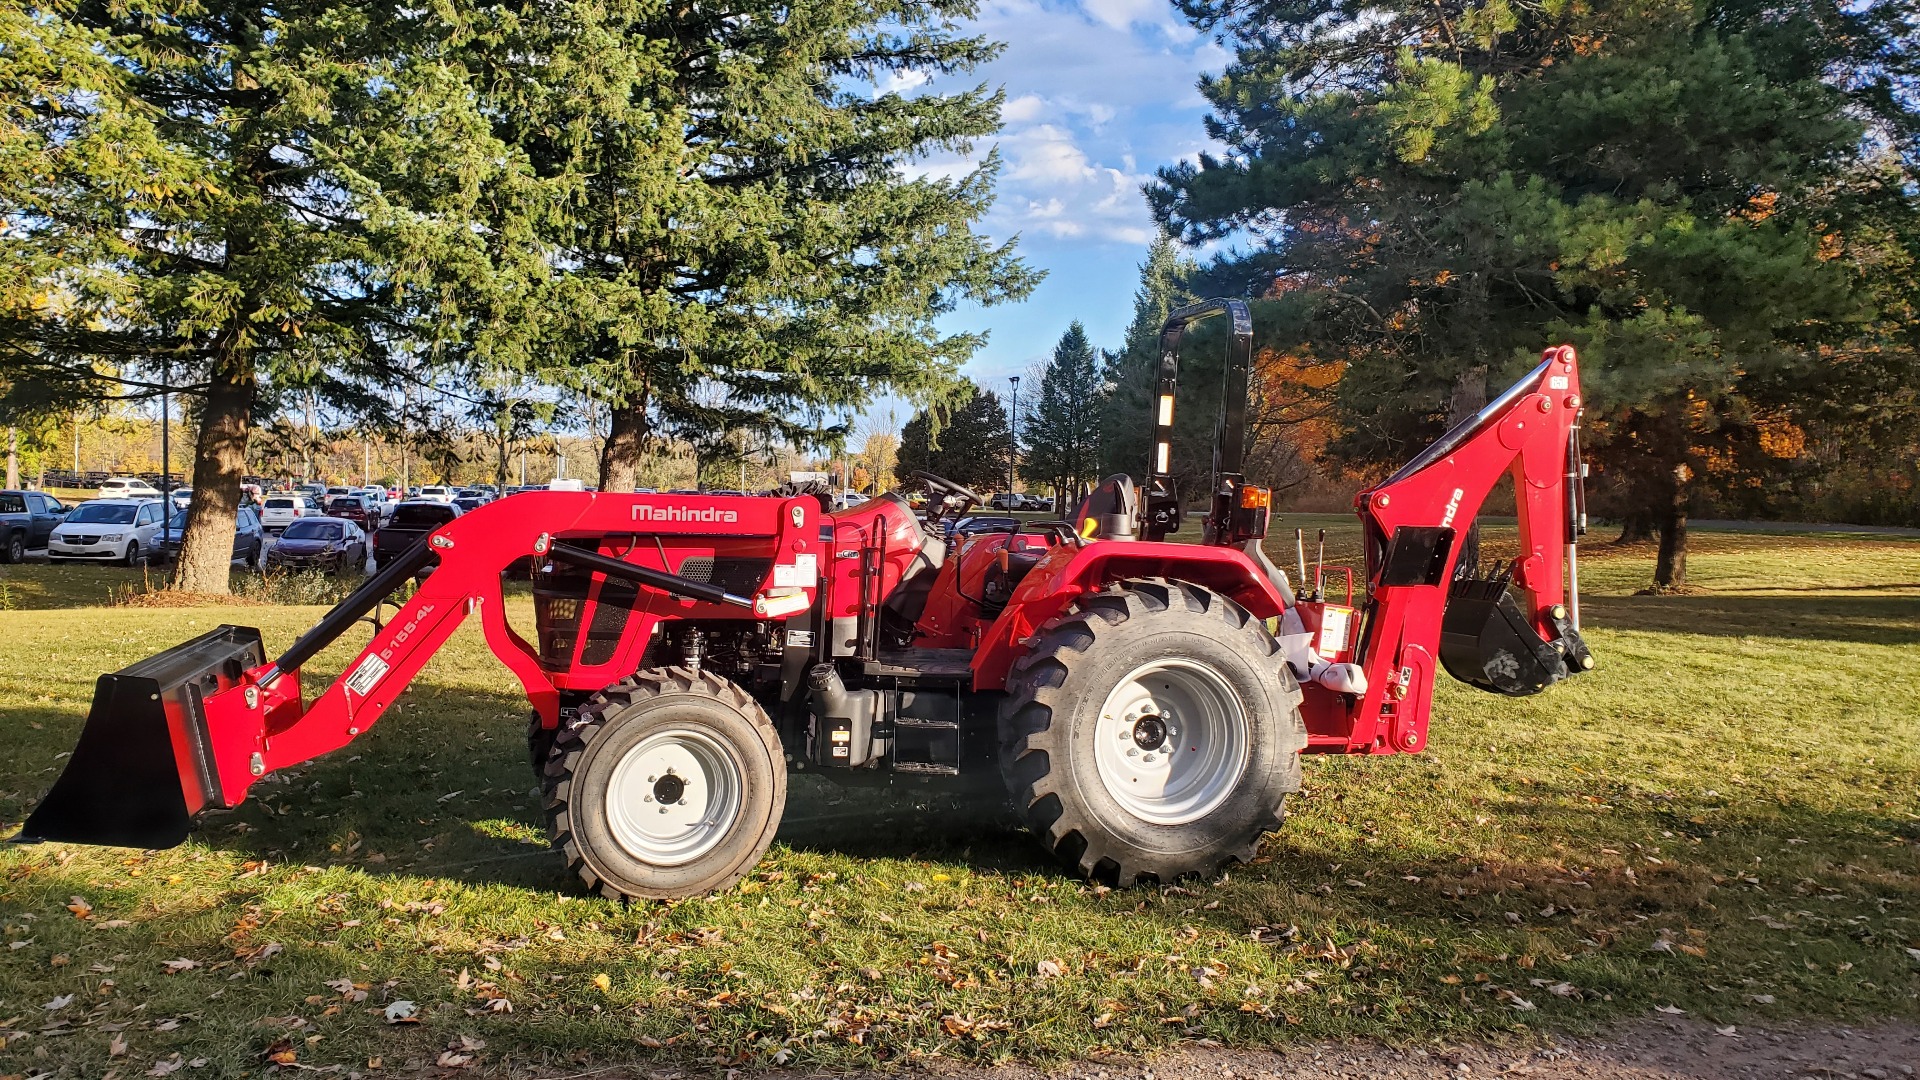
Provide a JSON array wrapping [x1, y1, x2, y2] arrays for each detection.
[[19, 626, 264, 849], [1438, 579, 1575, 697]]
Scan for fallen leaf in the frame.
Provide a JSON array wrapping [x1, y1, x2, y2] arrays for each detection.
[[160, 958, 197, 974], [383, 1000, 418, 1024], [66, 897, 93, 920], [590, 973, 612, 992], [1716, 1026, 1739, 1037], [436, 1051, 474, 1068], [1749, 994, 1775, 1004], [43, 995, 73, 1011], [93, 920, 132, 930], [148, 1056, 184, 1077], [1654, 1004, 1686, 1015], [110, 1033, 128, 1057], [1035, 959, 1062, 979]]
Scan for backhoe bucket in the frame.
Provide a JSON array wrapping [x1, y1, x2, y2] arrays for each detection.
[[19, 625, 264, 849], [1438, 579, 1577, 697]]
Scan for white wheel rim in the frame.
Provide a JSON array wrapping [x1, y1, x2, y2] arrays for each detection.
[[1094, 659, 1250, 826], [604, 727, 744, 866]]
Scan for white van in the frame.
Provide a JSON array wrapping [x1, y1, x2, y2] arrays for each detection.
[[98, 477, 162, 499]]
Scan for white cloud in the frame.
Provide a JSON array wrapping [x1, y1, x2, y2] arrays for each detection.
[[1002, 93, 1048, 123], [1082, 0, 1166, 32], [875, 69, 931, 97]]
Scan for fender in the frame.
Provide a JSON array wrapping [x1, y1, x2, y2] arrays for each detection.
[[970, 539, 1288, 692]]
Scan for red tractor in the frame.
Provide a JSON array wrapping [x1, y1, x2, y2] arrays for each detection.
[[22, 300, 1594, 899]]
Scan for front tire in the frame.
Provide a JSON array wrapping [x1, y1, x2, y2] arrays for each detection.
[[542, 669, 786, 900], [999, 579, 1306, 885], [123, 541, 140, 567]]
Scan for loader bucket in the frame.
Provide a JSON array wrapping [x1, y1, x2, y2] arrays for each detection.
[[1438, 579, 1573, 697], [18, 625, 264, 849]]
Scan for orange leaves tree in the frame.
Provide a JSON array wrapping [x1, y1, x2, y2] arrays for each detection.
[[1151, 0, 1920, 586]]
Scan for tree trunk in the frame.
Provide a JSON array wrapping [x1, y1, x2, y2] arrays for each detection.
[[1653, 463, 1690, 588], [174, 334, 254, 594], [1615, 509, 1654, 544], [1447, 365, 1488, 426], [600, 405, 647, 492], [5, 426, 17, 489]]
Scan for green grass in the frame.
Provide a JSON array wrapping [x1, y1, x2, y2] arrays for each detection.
[[0, 529, 1915, 1076]]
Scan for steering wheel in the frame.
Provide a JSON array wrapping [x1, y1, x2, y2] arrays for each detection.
[[911, 470, 982, 523]]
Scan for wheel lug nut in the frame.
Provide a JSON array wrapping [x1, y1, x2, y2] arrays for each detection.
[[1126, 748, 1138, 757], [643, 795, 654, 803]]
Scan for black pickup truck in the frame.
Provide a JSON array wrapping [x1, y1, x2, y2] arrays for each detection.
[[0, 490, 68, 563], [373, 500, 461, 570]]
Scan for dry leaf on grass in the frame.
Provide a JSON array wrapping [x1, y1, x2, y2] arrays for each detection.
[[160, 958, 197, 974], [383, 1000, 418, 1024]]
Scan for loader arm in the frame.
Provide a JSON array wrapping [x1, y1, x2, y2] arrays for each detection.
[[20, 492, 820, 849], [1331, 346, 1593, 754]]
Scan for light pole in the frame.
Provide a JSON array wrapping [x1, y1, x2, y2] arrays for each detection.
[[1007, 375, 1019, 498]]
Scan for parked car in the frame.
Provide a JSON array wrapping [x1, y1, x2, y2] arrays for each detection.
[[294, 482, 327, 499], [943, 514, 1021, 539], [265, 517, 367, 575], [260, 494, 324, 533], [357, 487, 394, 524], [416, 485, 455, 503], [374, 500, 460, 569], [154, 504, 265, 568], [325, 494, 379, 531], [48, 498, 165, 565], [0, 490, 66, 563], [98, 476, 161, 499], [453, 494, 491, 513]]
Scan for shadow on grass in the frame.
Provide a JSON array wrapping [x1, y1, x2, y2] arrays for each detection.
[[1582, 592, 1920, 644], [2, 678, 1048, 895]]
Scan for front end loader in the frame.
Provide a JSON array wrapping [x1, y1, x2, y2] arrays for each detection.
[[21, 300, 1594, 898]]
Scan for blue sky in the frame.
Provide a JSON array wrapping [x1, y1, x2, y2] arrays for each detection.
[[914, 0, 1229, 392]]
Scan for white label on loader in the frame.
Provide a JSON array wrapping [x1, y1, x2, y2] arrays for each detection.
[[773, 553, 818, 587], [1318, 607, 1352, 656], [345, 654, 390, 699], [1549, 375, 1569, 390]]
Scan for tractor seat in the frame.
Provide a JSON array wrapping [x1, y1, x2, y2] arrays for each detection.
[[1074, 474, 1139, 540], [983, 536, 1048, 607]]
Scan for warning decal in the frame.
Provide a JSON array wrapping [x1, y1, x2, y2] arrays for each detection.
[[344, 654, 390, 698]]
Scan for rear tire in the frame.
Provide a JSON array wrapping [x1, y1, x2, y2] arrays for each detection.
[[542, 668, 786, 900], [999, 579, 1306, 885], [4, 533, 22, 564]]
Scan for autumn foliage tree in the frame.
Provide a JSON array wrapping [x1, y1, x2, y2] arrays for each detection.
[[1154, 0, 1920, 587]]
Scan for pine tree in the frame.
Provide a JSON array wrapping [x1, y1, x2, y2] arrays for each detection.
[[1022, 323, 1107, 507], [0, 0, 523, 591], [896, 386, 1012, 493], [499, 0, 1039, 491], [1099, 234, 1195, 478], [1154, 0, 1920, 587]]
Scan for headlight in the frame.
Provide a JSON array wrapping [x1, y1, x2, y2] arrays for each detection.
[[102, 533, 123, 542]]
